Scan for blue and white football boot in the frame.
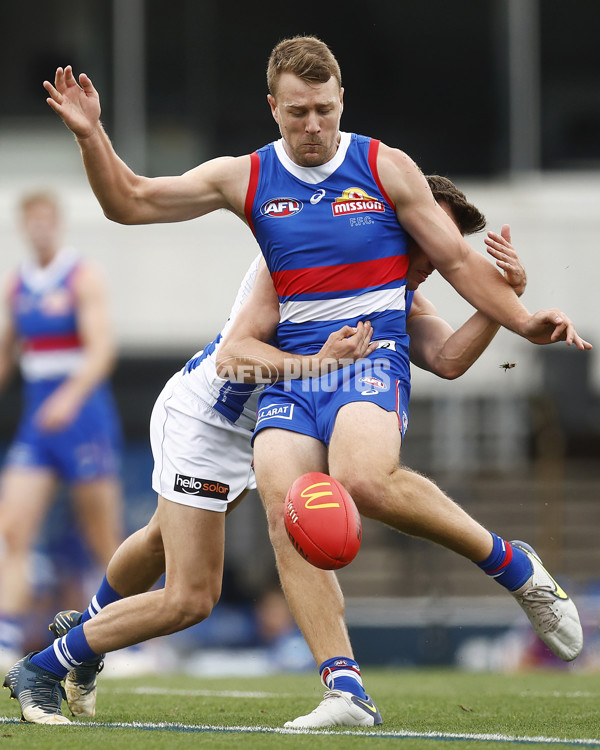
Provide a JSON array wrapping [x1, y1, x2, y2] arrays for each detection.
[[49, 609, 104, 717], [3, 652, 70, 724]]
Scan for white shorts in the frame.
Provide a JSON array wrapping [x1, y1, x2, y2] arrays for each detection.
[[150, 371, 256, 512]]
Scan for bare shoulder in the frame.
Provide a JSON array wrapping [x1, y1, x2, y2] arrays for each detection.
[[376, 142, 432, 206], [184, 154, 252, 216]]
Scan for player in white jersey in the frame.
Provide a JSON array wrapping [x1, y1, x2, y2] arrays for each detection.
[[5, 254, 374, 723], [150, 256, 263, 513]]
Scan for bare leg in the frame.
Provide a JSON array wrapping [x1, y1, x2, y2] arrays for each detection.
[[83, 496, 225, 653], [71, 477, 124, 568], [0, 468, 57, 615], [104, 510, 166, 597], [328, 402, 493, 561], [95, 490, 248, 600], [253, 428, 353, 665]]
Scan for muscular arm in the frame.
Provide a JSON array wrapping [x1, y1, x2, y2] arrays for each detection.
[[407, 293, 502, 379], [407, 225, 525, 378], [216, 259, 376, 382], [44, 67, 249, 224], [35, 261, 117, 431], [377, 144, 590, 349]]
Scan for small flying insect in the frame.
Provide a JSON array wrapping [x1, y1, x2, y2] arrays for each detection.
[[499, 361, 517, 372]]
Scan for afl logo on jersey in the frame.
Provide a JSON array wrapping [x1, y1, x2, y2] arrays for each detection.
[[332, 187, 385, 217], [260, 197, 304, 218]]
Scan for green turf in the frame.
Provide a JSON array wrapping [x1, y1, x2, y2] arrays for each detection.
[[1, 667, 599, 749]]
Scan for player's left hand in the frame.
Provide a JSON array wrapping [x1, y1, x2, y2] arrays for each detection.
[[35, 385, 83, 432], [485, 225, 527, 297], [316, 320, 377, 372], [523, 308, 592, 349]]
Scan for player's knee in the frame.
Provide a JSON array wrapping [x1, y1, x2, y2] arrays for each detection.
[[162, 586, 221, 631], [263, 495, 288, 545], [334, 470, 390, 520]]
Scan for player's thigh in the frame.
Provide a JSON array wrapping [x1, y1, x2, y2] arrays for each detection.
[[157, 495, 225, 600], [0, 466, 58, 546], [329, 401, 402, 482], [253, 427, 328, 509]]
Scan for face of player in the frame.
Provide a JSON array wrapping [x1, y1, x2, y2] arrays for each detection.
[[268, 72, 344, 168], [406, 201, 458, 291], [21, 201, 62, 265]]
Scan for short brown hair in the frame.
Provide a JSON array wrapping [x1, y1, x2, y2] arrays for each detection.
[[267, 36, 342, 96], [19, 190, 60, 216], [426, 175, 486, 235]]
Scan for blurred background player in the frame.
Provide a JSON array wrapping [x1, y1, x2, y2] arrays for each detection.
[[0, 191, 124, 669]]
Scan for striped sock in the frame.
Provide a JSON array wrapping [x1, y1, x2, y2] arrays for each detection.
[[476, 533, 533, 591], [319, 656, 367, 699], [31, 624, 98, 677], [81, 575, 123, 624]]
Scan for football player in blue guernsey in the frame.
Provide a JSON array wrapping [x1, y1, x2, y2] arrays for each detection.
[[217, 176, 584, 728], [0, 191, 123, 671], [27, 35, 590, 727]]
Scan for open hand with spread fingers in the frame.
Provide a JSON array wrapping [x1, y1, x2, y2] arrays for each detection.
[[485, 224, 527, 297], [43, 66, 101, 139]]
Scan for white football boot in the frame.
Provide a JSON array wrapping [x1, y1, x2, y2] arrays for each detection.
[[49, 610, 104, 717], [284, 690, 382, 728], [510, 541, 583, 661]]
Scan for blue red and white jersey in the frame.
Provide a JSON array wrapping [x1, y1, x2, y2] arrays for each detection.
[[10, 248, 84, 384], [180, 255, 263, 432], [245, 132, 410, 356]]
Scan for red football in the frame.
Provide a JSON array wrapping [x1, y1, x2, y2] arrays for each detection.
[[284, 472, 362, 570]]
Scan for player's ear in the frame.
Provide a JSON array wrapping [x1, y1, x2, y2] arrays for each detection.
[[267, 94, 279, 124], [339, 87, 344, 116]]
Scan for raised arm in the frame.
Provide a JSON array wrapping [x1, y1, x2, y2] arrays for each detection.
[[43, 67, 249, 224], [34, 261, 117, 432], [216, 259, 376, 382], [377, 144, 590, 348]]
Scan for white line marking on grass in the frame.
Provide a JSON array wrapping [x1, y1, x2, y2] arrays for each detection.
[[519, 692, 597, 699], [1, 716, 599, 745], [105, 686, 293, 698]]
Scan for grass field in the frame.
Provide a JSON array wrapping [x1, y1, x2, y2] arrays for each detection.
[[1, 667, 599, 749]]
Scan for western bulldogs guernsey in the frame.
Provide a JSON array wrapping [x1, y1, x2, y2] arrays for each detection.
[[180, 255, 263, 432], [6, 248, 121, 481], [11, 248, 84, 388], [247, 133, 412, 445], [245, 132, 411, 360]]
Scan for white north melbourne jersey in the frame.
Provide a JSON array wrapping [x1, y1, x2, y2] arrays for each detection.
[[178, 254, 262, 433]]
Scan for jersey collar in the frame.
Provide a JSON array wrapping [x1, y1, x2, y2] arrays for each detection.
[[273, 132, 351, 185]]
